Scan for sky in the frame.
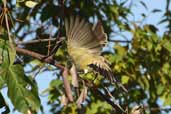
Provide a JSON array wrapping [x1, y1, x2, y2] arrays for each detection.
[[0, 0, 170, 114]]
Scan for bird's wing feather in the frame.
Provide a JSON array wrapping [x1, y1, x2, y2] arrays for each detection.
[[65, 16, 104, 54], [93, 21, 108, 45]]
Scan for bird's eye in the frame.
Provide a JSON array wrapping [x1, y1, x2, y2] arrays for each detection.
[[88, 64, 94, 67]]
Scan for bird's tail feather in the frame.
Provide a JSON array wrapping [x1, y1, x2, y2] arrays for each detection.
[[89, 63, 128, 93]]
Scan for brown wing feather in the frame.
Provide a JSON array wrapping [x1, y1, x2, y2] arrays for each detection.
[[93, 21, 108, 45]]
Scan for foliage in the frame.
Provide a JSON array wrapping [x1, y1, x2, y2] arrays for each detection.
[[0, 0, 171, 114], [0, 39, 40, 113]]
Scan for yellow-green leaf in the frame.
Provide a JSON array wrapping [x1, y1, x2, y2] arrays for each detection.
[[121, 75, 130, 84], [25, 1, 38, 8]]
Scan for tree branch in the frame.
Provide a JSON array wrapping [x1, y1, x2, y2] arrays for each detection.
[[16, 38, 56, 45], [16, 37, 65, 45], [93, 88, 126, 114], [149, 106, 171, 112], [109, 39, 131, 43], [15, 47, 64, 70], [2, 0, 12, 44]]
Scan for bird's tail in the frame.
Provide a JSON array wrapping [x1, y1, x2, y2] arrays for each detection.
[[88, 63, 128, 93]]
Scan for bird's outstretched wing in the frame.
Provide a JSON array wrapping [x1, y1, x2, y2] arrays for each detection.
[[65, 16, 107, 55]]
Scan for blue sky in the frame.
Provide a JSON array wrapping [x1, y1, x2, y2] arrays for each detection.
[[0, 0, 170, 114]]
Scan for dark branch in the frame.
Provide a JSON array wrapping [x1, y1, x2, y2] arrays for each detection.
[[148, 106, 171, 112], [109, 39, 131, 43], [93, 88, 126, 114], [16, 38, 56, 45], [15, 47, 65, 70], [16, 37, 65, 45]]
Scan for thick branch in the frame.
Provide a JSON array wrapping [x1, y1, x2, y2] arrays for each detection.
[[15, 47, 64, 70]]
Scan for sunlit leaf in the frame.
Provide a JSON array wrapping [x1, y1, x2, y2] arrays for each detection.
[[25, 1, 38, 8], [157, 84, 165, 95], [86, 100, 112, 114], [121, 75, 130, 84], [163, 41, 171, 52], [17, 0, 25, 2], [163, 95, 171, 106]]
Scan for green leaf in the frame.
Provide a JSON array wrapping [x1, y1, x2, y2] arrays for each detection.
[[162, 63, 170, 74], [7, 64, 40, 113], [50, 79, 63, 88], [163, 95, 171, 106], [25, 1, 38, 8], [0, 68, 7, 89], [139, 76, 150, 90], [61, 103, 78, 114], [0, 39, 10, 66], [114, 44, 127, 56], [146, 41, 153, 51], [0, 39, 10, 89], [163, 41, 171, 52], [8, 44, 16, 66], [156, 84, 165, 95], [54, 45, 67, 65], [121, 75, 130, 84], [0, 39, 16, 66], [17, 0, 25, 2], [86, 100, 112, 114]]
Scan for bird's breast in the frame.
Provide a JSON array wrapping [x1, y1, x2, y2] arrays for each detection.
[[68, 45, 95, 69]]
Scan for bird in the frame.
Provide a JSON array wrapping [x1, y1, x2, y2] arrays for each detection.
[[131, 105, 145, 114], [64, 16, 127, 92]]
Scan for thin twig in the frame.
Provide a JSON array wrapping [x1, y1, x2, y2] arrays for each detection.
[[3, 0, 13, 44], [16, 37, 65, 45], [150, 107, 171, 112], [109, 39, 131, 43], [47, 25, 53, 55], [15, 47, 65, 70], [93, 88, 126, 114]]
